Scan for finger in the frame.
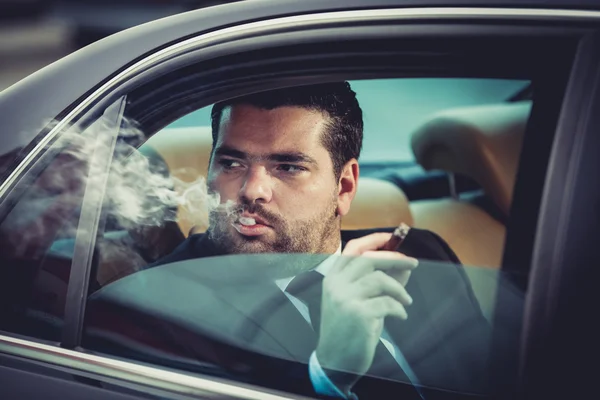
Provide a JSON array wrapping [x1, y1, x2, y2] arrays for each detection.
[[360, 251, 418, 274], [331, 251, 418, 282], [362, 250, 418, 265], [358, 270, 413, 306], [328, 253, 364, 276], [336, 251, 412, 280], [369, 254, 415, 287], [386, 269, 413, 287], [363, 296, 408, 320], [342, 233, 395, 256]]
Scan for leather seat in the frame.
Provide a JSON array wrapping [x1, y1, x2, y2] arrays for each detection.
[[409, 101, 532, 268], [409, 101, 532, 320], [143, 126, 414, 235], [142, 127, 213, 236]]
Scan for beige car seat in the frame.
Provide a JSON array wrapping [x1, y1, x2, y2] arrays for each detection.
[[143, 126, 414, 236], [409, 101, 532, 320], [410, 101, 532, 268]]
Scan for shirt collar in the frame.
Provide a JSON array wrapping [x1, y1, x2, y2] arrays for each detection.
[[275, 244, 342, 291]]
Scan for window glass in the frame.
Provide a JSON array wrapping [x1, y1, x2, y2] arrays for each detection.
[[75, 78, 532, 399], [0, 100, 125, 342]]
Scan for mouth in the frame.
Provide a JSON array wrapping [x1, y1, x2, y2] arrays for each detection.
[[232, 214, 272, 237]]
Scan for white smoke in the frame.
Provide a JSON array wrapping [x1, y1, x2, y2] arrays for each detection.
[[0, 112, 238, 266], [71, 115, 241, 232]]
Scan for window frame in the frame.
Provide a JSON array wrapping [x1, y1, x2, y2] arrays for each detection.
[[82, 18, 576, 395], [515, 30, 600, 400], [60, 96, 129, 349]]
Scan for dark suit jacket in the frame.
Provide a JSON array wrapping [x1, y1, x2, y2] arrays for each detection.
[[85, 228, 491, 400]]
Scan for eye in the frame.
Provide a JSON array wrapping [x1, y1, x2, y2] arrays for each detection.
[[277, 164, 306, 173], [218, 158, 243, 170]]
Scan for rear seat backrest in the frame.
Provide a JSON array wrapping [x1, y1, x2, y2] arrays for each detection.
[[143, 127, 213, 236], [412, 102, 532, 215], [409, 102, 532, 268], [143, 126, 413, 235], [409, 101, 531, 321]]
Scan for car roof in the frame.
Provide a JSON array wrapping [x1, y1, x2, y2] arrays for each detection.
[[1, 0, 599, 153]]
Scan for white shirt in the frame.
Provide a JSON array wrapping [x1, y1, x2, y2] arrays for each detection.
[[274, 246, 423, 399]]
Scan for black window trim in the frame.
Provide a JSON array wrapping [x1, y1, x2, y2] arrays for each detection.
[[61, 97, 128, 349], [0, 333, 301, 400], [516, 30, 600, 400]]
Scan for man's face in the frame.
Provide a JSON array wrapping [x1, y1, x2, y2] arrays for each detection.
[[207, 105, 342, 255]]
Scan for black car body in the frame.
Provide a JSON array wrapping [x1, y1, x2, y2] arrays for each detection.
[[1, 1, 600, 399], [48, 0, 242, 47]]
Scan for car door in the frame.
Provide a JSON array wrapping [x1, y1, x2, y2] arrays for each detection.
[[1, 4, 600, 400]]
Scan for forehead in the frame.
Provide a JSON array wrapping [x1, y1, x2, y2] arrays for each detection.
[[216, 105, 329, 152]]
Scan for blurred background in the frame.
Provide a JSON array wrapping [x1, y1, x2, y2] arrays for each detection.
[[0, 0, 530, 162], [0, 0, 242, 91]]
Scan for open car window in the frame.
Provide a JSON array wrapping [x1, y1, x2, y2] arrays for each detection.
[[45, 77, 535, 398], [0, 74, 539, 399]]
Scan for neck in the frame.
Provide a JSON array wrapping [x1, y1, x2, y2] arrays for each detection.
[[320, 236, 342, 254], [317, 218, 342, 254]]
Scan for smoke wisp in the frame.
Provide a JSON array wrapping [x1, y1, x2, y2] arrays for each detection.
[[0, 112, 237, 264]]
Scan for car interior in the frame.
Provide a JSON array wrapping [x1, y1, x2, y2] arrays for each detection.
[[141, 97, 531, 269], [128, 79, 533, 320], [0, 77, 533, 348]]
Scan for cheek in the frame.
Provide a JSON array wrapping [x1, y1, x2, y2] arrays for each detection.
[[275, 178, 336, 219], [207, 172, 239, 202]]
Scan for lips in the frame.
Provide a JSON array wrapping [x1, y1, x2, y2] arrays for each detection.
[[238, 213, 269, 226], [233, 213, 271, 236], [238, 216, 256, 226]]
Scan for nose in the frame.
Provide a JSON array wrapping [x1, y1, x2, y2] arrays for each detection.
[[239, 166, 273, 204]]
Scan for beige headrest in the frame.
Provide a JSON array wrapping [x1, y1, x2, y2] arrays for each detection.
[[143, 126, 213, 236], [144, 127, 413, 235], [411, 101, 532, 215], [344, 177, 413, 229], [144, 126, 213, 182]]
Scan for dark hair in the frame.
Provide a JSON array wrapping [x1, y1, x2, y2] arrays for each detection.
[[210, 82, 363, 179]]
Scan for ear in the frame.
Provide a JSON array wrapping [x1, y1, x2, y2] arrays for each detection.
[[336, 159, 359, 217]]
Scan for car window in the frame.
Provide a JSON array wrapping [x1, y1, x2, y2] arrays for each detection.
[[0, 75, 533, 397], [38, 77, 535, 398], [0, 98, 126, 343], [141, 77, 531, 270]]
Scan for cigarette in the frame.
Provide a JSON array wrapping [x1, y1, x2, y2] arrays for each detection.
[[382, 222, 411, 251]]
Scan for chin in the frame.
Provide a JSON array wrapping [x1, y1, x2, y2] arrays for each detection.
[[229, 236, 275, 254]]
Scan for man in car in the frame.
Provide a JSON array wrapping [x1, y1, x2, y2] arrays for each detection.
[[151, 82, 490, 399]]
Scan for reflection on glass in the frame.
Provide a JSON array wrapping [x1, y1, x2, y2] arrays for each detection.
[[84, 250, 525, 399]]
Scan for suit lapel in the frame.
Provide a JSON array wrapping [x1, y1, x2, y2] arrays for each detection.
[[217, 279, 318, 363], [187, 235, 318, 363], [385, 271, 440, 380], [385, 262, 470, 391]]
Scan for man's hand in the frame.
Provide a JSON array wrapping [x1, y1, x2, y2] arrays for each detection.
[[315, 233, 418, 391]]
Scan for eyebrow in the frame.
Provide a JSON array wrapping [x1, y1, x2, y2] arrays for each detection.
[[214, 146, 247, 160], [214, 146, 318, 165]]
